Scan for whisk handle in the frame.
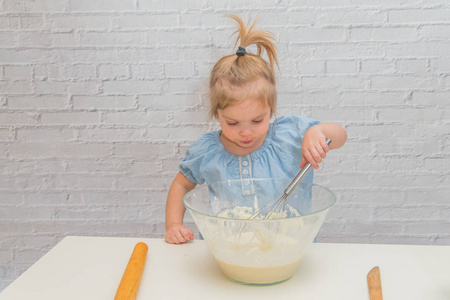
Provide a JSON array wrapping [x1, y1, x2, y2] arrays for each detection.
[[284, 138, 332, 196], [284, 163, 312, 196]]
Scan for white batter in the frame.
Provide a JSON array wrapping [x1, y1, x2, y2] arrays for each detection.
[[201, 205, 311, 285]]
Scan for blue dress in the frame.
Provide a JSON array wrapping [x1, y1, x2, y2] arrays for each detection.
[[180, 115, 321, 205]]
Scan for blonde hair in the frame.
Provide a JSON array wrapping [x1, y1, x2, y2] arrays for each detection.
[[209, 15, 279, 118]]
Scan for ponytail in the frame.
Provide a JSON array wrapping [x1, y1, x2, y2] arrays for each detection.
[[209, 15, 279, 118], [228, 14, 278, 72]]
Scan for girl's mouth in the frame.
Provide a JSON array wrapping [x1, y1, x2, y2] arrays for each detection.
[[241, 140, 253, 145]]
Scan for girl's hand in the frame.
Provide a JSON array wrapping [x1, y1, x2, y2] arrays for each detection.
[[300, 126, 330, 169], [165, 224, 194, 244]]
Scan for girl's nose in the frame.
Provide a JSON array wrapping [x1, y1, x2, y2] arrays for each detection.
[[240, 125, 252, 136]]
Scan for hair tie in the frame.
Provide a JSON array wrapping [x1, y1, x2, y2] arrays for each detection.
[[236, 46, 246, 56]]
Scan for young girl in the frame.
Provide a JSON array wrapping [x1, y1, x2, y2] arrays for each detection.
[[165, 15, 347, 244]]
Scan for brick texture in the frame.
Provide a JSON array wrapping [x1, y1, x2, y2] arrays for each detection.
[[1, 0, 450, 291]]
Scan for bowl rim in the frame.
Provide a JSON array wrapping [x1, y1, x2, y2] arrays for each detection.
[[183, 179, 336, 221]]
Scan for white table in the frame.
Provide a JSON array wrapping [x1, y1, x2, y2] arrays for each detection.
[[0, 236, 449, 300]]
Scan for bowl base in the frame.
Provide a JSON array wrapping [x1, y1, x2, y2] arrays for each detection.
[[227, 276, 292, 286], [216, 257, 301, 286]]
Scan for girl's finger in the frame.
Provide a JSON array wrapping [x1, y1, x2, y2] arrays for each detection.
[[167, 235, 176, 244], [320, 138, 330, 153], [315, 142, 327, 159], [169, 231, 182, 244], [174, 232, 186, 243], [182, 230, 191, 241], [169, 236, 176, 244], [309, 147, 322, 165], [300, 156, 307, 169], [304, 150, 319, 169]]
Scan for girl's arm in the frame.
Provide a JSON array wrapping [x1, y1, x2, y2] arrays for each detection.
[[301, 123, 347, 169], [165, 171, 197, 244]]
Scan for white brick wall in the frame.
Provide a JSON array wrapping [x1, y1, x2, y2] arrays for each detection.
[[1, 0, 449, 291]]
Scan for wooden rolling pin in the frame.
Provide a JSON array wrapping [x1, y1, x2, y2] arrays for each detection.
[[367, 266, 383, 300], [114, 242, 148, 300]]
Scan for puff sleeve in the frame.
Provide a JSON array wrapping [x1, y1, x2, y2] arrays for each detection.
[[179, 132, 218, 185]]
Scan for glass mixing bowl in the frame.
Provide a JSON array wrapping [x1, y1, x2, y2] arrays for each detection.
[[183, 178, 336, 286]]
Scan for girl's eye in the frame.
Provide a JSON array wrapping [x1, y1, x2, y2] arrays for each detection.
[[253, 120, 263, 124], [227, 122, 238, 126]]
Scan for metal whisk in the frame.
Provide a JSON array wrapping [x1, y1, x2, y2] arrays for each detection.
[[249, 138, 332, 220]]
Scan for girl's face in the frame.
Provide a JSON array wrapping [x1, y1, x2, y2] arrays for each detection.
[[217, 97, 271, 156]]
